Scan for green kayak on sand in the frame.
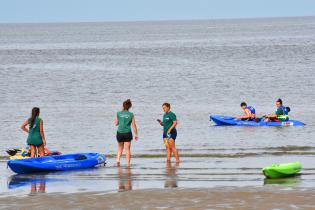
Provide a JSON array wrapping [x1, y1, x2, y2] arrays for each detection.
[[262, 162, 302, 179]]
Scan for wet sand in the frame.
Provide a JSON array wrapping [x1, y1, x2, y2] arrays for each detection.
[[1, 187, 315, 210]]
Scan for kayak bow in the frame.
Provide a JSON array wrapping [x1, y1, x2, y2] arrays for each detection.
[[262, 162, 302, 179]]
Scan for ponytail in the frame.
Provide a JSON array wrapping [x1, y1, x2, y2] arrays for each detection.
[[30, 107, 40, 129]]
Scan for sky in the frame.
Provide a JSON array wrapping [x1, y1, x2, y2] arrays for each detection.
[[0, 0, 314, 23]]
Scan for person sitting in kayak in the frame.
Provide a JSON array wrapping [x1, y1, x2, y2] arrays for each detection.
[[236, 102, 256, 121], [264, 98, 290, 122]]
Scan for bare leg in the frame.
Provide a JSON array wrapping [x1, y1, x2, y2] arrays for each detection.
[[37, 145, 45, 157], [124, 142, 131, 166], [265, 116, 277, 122], [30, 145, 36, 158], [164, 138, 171, 162], [168, 139, 180, 163], [116, 142, 124, 165]]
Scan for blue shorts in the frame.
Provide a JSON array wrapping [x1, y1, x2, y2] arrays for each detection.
[[163, 129, 177, 140]]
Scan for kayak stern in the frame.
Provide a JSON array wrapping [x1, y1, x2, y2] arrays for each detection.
[[262, 162, 302, 179]]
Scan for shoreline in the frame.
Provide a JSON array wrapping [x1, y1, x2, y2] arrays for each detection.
[[1, 187, 315, 210]]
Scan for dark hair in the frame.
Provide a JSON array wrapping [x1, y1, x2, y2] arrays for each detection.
[[123, 99, 132, 111], [30, 107, 40, 129], [162, 103, 171, 108], [277, 98, 283, 105], [240, 102, 247, 107]]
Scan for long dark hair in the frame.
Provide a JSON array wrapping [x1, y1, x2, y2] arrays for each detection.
[[123, 99, 132, 111], [30, 107, 40, 129]]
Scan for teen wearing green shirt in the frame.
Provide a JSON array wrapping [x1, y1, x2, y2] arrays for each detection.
[[21, 107, 47, 157], [115, 99, 138, 166], [158, 103, 180, 163]]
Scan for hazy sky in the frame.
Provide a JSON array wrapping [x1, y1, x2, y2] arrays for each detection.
[[1, 0, 315, 23]]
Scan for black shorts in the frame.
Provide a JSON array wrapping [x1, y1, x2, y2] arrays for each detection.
[[116, 132, 133, 142]]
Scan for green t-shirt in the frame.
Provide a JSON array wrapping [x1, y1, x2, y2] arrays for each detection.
[[117, 111, 133, 134], [163, 111, 177, 133]]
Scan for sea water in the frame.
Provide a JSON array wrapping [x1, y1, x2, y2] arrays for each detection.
[[0, 17, 315, 196]]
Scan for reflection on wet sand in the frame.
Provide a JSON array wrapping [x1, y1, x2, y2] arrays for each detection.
[[117, 166, 132, 192], [7, 174, 46, 194], [30, 181, 46, 194], [164, 162, 178, 188], [7, 174, 67, 194], [264, 176, 302, 187]]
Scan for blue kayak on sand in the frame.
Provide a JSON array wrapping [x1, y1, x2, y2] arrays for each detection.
[[210, 115, 305, 126], [8, 153, 106, 174]]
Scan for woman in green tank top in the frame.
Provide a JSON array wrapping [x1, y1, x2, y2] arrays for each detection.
[[21, 107, 47, 157], [115, 99, 138, 166]]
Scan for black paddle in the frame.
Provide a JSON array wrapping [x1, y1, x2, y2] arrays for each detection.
[[6, 149, 21, 156]]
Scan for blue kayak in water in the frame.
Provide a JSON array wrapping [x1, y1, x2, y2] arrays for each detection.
[[7, 153, 106, 174], [210, 115, 305, 126]]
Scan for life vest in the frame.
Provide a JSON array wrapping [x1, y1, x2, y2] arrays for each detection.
[[277, 106, 289, 121], [21, 146, 30, 157], [247, 105, 256, 119], [247, 106, 256, 114]]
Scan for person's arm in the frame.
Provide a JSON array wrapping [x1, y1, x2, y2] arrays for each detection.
[[236, 109, 252, 119], [266, 113, 277, 118], [21, 120, 29, 133], [132, 116, 138, 140], [167, 120, 177, 135], [40, 119, 46, 146], [266, 109, 279, 118], [157, 119, 163, 126], [115, 117, 119, 126]]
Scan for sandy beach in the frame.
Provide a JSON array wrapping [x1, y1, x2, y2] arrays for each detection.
[[1, 187, 315, 210]]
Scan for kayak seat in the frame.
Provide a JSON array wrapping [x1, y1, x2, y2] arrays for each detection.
[[75, 155, 87, 160]]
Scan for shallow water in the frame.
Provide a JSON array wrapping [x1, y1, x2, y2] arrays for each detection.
[[1, 155, 315, 197], [0, 17, 315, 201]]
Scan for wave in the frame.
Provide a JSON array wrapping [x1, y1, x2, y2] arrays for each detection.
[[105, 151, 315, 158], [0, 156, 8, 162], [145, 146, 315, 153], [1, 145, 313, 161]]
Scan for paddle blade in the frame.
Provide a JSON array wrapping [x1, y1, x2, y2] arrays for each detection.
[[6, 149, 21, 156]]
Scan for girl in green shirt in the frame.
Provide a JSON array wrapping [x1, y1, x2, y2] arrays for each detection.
[[21, 107, 47, 157], [158, 103, 180, 163], [115, 99, 138, 166]]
